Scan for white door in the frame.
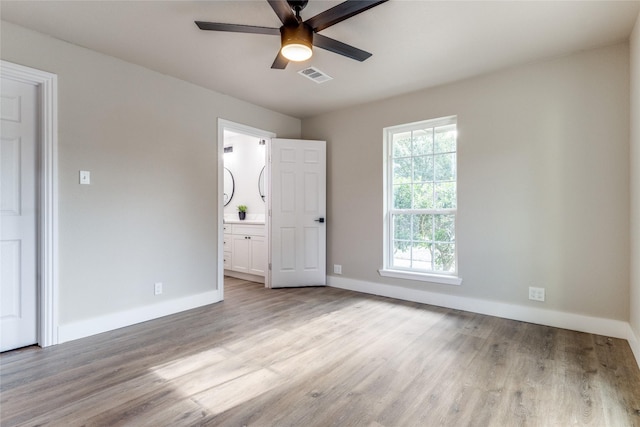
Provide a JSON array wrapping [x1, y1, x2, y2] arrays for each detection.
[[269, 138, 326, 288], [1, 77, 38, 351]]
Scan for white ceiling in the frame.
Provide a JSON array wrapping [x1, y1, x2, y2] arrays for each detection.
[[2, 1, 639, 119]]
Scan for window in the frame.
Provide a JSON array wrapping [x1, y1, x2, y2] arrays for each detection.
[[381, 116, 461, 285]]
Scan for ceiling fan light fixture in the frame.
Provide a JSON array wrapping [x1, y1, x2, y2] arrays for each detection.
[[280, 24, 313, 62], [196, 0, 388, 69], [282, 43, 312, 61]]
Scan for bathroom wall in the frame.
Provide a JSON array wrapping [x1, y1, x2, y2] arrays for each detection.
[[223, 131, 266, 220]]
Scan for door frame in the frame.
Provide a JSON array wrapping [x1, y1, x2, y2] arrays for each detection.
[[1, 60, 59, 347], [217, 119, 275, 298]]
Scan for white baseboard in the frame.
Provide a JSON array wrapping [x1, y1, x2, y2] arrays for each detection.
[[628, 325, 640, 370], [328, 276, 640, 368], [224, 269, 265, 284], [58, 290, 221, 344]]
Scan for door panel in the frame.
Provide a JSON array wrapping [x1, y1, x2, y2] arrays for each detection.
[[1, 137, 21, 214], [1, 240, 21, 317], [249, 236, 266, 276], [303, 227, 319, 270], [231, 235, 250, 273], [270, 139, 326, 287], [280, 227, 296, 271], [1, 77, 38, 352]]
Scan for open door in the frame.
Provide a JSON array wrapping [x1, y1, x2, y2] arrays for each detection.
[[269, 138, 326, 288]]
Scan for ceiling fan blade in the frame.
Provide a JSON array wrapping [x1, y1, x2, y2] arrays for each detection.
[[267, 0, 298, 26], [313, 34, 372, 62], [305, 0, 388, 33], [271, 52, 290, 69], [195, 21, 280, 36]]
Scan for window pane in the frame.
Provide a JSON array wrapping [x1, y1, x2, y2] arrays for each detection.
[[393, 184, 412, 209], [412, 129, 433, 156], [434, 214, 455, 242], [434, 124, 456, 153], [393, 214, 411, 240], [434, 182, 456, 209], [434, 243, 455, 272], [393, 131, 412, 158], [393, 241, 412, 268], [413, 183, 434, 209], [413, 155, 433, 183], [434, 153, 456, 181], [412, 214, 433, 242], [393, 157, 412, 181], [412, 243, 433, 271]]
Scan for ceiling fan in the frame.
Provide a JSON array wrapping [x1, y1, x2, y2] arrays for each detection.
[[195, 0, 388, 69]]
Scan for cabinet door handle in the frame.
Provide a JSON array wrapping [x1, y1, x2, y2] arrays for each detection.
[[314, 217, 325, 223]]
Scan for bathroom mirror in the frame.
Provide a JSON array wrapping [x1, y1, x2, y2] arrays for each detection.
[[258, 166, 265, 201], [224, 167, 235, 206]]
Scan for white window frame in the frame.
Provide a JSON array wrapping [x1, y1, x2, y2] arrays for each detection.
[[379, 116, 462, 286]]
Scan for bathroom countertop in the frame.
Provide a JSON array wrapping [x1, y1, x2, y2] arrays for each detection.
[[223, 219, 265, 225]]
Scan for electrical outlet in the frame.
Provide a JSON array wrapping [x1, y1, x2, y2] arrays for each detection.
[[528, 286, 545, 302], [334, 264, 342, 275], [154, 282, 163, 295]]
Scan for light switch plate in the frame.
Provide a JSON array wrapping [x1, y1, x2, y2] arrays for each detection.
[[79, 170, 91, 185]]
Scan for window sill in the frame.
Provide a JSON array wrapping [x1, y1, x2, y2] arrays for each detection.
[[378, 269, 462, 286]]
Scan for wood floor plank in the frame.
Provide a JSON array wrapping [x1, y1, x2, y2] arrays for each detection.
[[2, 279, 640, 426]]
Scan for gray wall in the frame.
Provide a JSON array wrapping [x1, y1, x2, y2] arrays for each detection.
[[631, 12, 640, 343], [1, 21, 301, 325], [303, 43, 630, 321]]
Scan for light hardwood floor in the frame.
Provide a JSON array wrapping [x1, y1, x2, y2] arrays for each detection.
[[2, 277, 640, 426]]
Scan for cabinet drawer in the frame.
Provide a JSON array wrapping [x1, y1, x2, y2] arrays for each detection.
[[232, 224, 265, 237]]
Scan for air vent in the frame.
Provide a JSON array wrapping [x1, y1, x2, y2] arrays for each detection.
[[298, 67, 333, 84]]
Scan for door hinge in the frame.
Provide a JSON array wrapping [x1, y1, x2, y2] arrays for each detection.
[[269, 263, 272, 270]]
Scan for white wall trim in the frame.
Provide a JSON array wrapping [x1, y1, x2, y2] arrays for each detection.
[[328, 275, 639, 368], [379, 269, 462, 286], [58, 290, 220, 343], [628, 325, 640, 370], [224, 269, 266, 284], [1, 60, 59, 347]]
